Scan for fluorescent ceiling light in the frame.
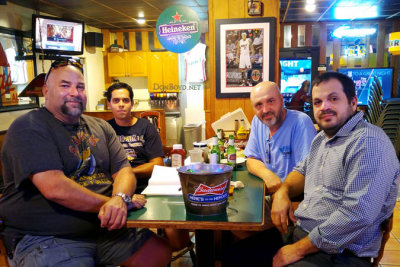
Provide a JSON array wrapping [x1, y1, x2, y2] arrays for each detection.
[[306, 0, 315, 4], [305, 4, 316, 12], [332, 26, 376, 38], [334, 5, 378, 20], [137, 18, 145, 24], [138, 12, 144, 18]]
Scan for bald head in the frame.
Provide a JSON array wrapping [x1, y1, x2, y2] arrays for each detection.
[[250, 81, 281, 104], [250, 81, 286, 130]]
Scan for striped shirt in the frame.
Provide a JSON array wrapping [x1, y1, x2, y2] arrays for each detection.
[[294, 111, 400, 257]]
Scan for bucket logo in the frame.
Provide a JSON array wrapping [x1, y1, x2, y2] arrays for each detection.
[[188, 180, 229, 203], [156, 5, 201, 53]]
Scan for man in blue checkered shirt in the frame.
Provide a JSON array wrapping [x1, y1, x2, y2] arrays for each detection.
[[271, 72, 399, 267]]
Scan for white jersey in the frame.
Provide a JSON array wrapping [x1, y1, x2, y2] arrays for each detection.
[[240, 38, 251, 56], [239, 38, 252, 69], [184, 42, 206, 83]]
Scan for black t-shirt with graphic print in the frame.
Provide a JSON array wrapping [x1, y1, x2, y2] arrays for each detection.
[[107, 118, 164, 168], [0, 108, 130, 239], [108, 118, 164, 193]]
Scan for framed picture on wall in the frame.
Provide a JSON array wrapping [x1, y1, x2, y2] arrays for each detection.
[[215, 17, 276, 98]]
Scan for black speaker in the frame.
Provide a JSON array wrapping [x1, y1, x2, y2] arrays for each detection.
[[85, 32, 103, 47]]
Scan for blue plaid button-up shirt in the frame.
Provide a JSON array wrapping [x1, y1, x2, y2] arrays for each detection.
[[294, 111, 400, 257]]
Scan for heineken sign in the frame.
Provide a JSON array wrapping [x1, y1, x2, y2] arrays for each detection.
[[156, 5, 201, 53]]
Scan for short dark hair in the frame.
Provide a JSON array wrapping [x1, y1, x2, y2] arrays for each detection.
[[312, 72, 356, 103], [105, 82, 134, 102]]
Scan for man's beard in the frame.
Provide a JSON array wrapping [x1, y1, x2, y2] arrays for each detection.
[[262, 110, 282, 127], [61, 97, 84, 117]]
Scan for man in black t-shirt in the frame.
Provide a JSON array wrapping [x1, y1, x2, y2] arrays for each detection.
[[0, 59, 171, 266], [106, 82, 164, 194], [106, 82, 191, 252]]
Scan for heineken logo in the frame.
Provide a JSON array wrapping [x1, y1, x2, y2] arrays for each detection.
[[158, 22, 198, 36], [156, 5, 201, 53]]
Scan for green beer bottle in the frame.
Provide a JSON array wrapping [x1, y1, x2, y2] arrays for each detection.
[[210, 135, 220, 164], [227, 135, 236, 168], [217, 129, 225, 159]]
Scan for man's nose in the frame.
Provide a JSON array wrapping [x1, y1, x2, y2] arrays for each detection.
[[320, 100, 331, 110], [69, 86, 79, 96], [262, 104, 270, 113]]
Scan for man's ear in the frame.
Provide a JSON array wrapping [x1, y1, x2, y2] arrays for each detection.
[[42, 84, 48, 100], [106, 100, 111, 109], [351, 96, 358, 111]]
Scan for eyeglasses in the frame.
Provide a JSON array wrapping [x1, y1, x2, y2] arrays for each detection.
[[44, 58, 83, 82]]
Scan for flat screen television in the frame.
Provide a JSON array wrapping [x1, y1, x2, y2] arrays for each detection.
[[33, 15, 84, 55], [337, 68, 393, 106], [280, 58, 312, 94]]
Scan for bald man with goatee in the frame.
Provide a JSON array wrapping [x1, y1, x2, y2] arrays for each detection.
[[244, 81, 316, 193]]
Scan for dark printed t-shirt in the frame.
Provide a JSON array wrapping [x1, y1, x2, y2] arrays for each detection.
[[107, 118, 164, 168], [0, 108, 130, 239]]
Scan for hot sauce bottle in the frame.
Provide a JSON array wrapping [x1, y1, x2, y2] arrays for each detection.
[[171, 144, 185, 167]]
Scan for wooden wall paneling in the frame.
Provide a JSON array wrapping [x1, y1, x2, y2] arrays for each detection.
[[102, 29, 110, 49], [332, 38, 340, 71], [154, 30, 162, 49], [263, 0, 280, 83], [279, 24, 284, 48], [207, 0, 279, 138], [243, 98, 254, 122], [116, 32, 124, 47], [129, 32, 136, 51], [376, 21, 386, 68], [101, 29, 112, 86], [291, 24, 298, 48], [141, 31, 149, 51], [229, 0, 246, 18], [305, 24, 312, 47]]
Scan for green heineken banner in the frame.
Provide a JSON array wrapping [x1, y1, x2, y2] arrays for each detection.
[[156, 5, 201, 53]]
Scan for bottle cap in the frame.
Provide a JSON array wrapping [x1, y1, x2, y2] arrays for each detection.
[[193, 142, 207, 148], [173, 144, 183, 150]]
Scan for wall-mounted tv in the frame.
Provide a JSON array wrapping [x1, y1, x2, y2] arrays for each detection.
[[280, 58, 312, 94], [337, 68, 393, 106], [33, 15, 84, 55]]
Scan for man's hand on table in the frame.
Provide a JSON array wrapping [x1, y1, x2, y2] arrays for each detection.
[[271, 186, 296, 234], [128, 194, 147, 210], [98, 196, 127, 230]]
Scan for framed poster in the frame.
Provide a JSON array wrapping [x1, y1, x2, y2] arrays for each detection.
[[215, 17, 276, 98]]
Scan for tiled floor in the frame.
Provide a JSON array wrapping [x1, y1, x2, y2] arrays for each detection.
[[379, 201, 400, 267], [172, 201, 400, 267]]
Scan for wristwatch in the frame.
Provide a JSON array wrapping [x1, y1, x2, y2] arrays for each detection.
[[112, 193, 132, 206]]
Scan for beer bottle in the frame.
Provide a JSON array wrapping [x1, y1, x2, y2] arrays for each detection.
[[217, 129, 225, 159], [210, 135, 220, 164], [227, 135, 236, 168]]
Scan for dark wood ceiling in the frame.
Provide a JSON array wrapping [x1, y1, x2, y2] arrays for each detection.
[[6, 0, 400, 30]]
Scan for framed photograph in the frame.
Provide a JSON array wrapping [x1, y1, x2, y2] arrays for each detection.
[[215, 17, 276, 98]]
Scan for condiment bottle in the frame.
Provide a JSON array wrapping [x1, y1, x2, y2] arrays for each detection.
[[227, 135, 236, 169], [209, 136, 220, 164], [193, 142, 209, 163], [171, 144, 185, 167]]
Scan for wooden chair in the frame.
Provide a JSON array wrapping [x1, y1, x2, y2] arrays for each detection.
[[0, 218, 10, 267], [372, 214, 394, 266]]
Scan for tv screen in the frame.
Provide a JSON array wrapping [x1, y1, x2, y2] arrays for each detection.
[[280, 58, 312, 94], [337, 68, 393, 105], [33, 15, 84, 55]]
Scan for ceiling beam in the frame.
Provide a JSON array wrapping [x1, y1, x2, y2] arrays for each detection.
[[282, 0, 291, 23]]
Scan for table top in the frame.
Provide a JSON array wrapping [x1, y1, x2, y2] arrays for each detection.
[[126, 166, 266, 231]]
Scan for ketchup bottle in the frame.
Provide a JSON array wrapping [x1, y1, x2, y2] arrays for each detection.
[[171, 144, 185, 167]]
